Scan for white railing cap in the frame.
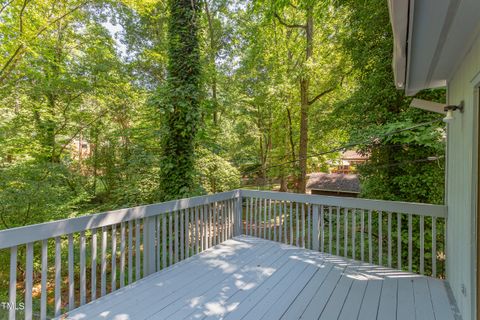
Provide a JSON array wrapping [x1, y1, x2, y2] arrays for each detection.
[[0, 190, 239, 250]]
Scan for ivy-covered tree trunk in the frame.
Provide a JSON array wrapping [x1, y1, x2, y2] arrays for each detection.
[[159, 0, 201, 200]]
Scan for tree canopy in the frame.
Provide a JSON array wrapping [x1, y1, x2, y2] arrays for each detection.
[[0, 0, 445, 231]]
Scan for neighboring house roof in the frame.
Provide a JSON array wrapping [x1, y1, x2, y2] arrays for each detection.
[[341, 150, 368, 161], [388, 0, 480, 96], [307, 173, 360, 194]]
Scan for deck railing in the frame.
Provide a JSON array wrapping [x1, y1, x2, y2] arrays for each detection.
[[0, 190, 241, 320], [0, 189, 446, 320], [240, 190, 447, 278]]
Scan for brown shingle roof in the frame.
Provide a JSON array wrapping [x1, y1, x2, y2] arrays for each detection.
[[307, 173, 360, 193]]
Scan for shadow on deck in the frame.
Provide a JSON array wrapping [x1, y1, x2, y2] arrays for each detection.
[[62, 236, 461, 320]]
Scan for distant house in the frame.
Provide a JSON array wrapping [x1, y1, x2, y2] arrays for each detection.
[[328, 150, 368, 174], [69, 138, 91, 161], [306, 172, 360, 197]]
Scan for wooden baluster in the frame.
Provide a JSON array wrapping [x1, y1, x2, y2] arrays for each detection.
[[180, 210, 185, 260], [420, 215, 425, 274], [397, 213, 401, 270], [9, 246, 17, 320], [162, 214, 167, 268], [301, 203, 305, 248], [156, 217, 161, 271], [255, 198, 259, 238], [312, 205, 319, 251], [408, 214, 412, 272], [169, 212, 173, 265], [308, 204, 312, 249], [186, 209, 190, 257], [68, 234, 75, 310], [388, 212, 392, 267], [92, 229, 98, 299], [175, 211, 179, 262], [279, 200, 283, 243], [112, 225, 117, 291], [336, 207, 340, 256], [290, 202, 293, 246], [264, 199, 268, 239], [378, 211, 383, 265], [102, 227, 108, 295], [344, 208, 348, 257], [352, 209, 356, 259], [432, 216, 437, 277], [55, 237, 61, 317], [120, 222, 126, 287], [273, 200, 277, 242], [127, 221, 133, 282], [268, 199, 272, 240], [296, 202, 300, 247], [200, 206, 204, 250], [368, 210, 373, 264], [26, 242, 33, 319], [142, 218, 147, 276], [221, 202, 225, 241], [283, 202, 287, 244], [195, 206, 200, 253], [329, 207, 333, 254], [41, 240, 47, 320], [208, 204, 213, 248], [80, 231, 86, 304], [250, 198, 254, 237], [360, 210, 365, 261], [245, 197, 250, 236], [320, 205, 324, 252], [135, 220, 140, 280]]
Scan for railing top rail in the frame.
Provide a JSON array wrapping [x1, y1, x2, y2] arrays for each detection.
[[0, 190, 239, 250], [239, 189, 447, 218], [0, 188, 447, 250]]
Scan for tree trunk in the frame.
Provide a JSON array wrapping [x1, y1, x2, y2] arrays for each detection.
[[158, 0, 201, 200], [204, 0, 218, 125], [297, 6, 313, 194]]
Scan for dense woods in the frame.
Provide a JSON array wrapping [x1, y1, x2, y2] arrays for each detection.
[[0, 0, 449, 316], [0, 0, 445, 229]]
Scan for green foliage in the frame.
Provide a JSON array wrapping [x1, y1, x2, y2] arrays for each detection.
[[336, 0, 446, 205], [156, 0, 202, 201], [195, 147, 240, 193]]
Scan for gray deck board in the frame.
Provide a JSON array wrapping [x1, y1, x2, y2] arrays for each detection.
[[62, 235, 460, 320]]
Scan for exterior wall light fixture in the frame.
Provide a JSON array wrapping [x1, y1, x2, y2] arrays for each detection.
[[443, 101, 464, 123]]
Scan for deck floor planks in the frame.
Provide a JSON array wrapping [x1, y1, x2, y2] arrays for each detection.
[[114, 241, 276, 319], [413, 277, 436, 320], [337, 277, 368, 320], [357, 279, 383, 320], [78, 238, 262, 312], [396, 278, 416, 320], [278, 263, 335, 320], [68, 238, 273, 319], [298, 263, 346, 319], [242, 263, 317, 320], [428, 278, 458, 320], [377, 277, 398, 320], [162, 244, 290, 319], [260, 265, 330, 320], [62, 235, 461, 320], [318, 274, 354, 320]]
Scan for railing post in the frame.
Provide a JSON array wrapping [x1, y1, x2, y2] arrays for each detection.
[[312, 205, 319, 251], [144, 216, 156, 276], [236, 191, 243, 236]]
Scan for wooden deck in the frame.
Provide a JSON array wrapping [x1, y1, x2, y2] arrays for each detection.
[[62, 236, 460, 320]]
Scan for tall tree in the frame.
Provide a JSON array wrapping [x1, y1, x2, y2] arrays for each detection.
[[158, 0, 202, 200]]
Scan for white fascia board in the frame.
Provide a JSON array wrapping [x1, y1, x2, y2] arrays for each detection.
[[388, 0, 410, 90]]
